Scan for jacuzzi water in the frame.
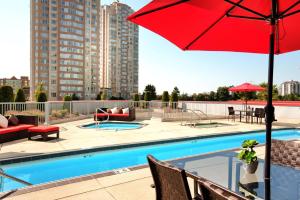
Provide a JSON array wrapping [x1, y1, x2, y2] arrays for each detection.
[[81, 122, 143, 130]]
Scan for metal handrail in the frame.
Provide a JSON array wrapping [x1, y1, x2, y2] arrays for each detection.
[[0, 170, 32, 186], [182, 109, 211, 126], [95, 108, 110, 127]]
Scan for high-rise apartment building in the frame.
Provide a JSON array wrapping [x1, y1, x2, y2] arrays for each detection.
[[30, 0, 100, 100], [279, 80, 300, 96], [100, 2, 138, 99]]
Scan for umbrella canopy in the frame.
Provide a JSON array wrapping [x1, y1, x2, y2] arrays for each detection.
[[128, 1, 300, 200], [128, 0, 300, 54], [229, 83, 265, 92]]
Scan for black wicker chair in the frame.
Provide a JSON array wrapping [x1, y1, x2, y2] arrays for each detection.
[[271, 139, 300, 169], [147, 155, 248, 200], [147, 155, 201, 200]]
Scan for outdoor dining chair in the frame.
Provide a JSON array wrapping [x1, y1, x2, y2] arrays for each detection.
[[253, 108, 265, 124], [227, 107, 237, 122], [147, 155, 248, 200]]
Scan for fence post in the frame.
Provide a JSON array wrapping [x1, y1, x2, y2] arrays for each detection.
[[44, 102, 50, 125], [70, 101, 72, 116]]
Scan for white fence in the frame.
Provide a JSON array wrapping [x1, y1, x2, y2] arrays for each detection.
[[0, 101, 299, 124]]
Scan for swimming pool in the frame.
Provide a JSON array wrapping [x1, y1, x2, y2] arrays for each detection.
[[1, 129, 300, 192], [81, 122, 143, 130]]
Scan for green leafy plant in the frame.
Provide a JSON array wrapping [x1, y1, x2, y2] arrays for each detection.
[[237, 140, 259, 164]]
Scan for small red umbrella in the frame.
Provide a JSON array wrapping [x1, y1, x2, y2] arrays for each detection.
[[229, 82, 265, 110], [128, 1, 300, 199], [229, 83, 265, 93]]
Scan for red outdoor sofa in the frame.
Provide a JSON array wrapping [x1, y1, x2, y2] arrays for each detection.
[[0, 115, 38, 143], [0, 115, 59, 143], [94, 107, 136, 121]]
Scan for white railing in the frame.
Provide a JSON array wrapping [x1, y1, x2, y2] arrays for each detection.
[[0, 101, 299, 124]]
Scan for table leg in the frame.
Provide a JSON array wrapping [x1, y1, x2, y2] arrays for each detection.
[[239, 111, 242, 122]]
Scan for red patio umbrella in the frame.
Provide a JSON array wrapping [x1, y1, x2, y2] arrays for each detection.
[[229, 82, 265, 111], [128, 1, 300, 199], [229, 83, 265, 93]]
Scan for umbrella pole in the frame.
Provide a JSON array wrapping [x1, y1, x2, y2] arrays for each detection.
[[264, 1, 277, 200]]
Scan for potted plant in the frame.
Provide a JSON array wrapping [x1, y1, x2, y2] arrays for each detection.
[[237, 140, 259, 174]]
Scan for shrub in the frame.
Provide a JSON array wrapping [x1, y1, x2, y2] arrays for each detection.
[[64, 95, 72, 101], [15, 89, 26, 102], [71, 93, 80, 101], [96, 92, 102, 100], [0, 86, 14, 102], [37, 92, 47, 102]]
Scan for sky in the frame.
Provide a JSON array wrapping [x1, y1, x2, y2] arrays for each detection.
[[0, 1, 300, 94]]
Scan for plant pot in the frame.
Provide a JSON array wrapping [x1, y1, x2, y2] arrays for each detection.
[[243, 160, 258, 174]]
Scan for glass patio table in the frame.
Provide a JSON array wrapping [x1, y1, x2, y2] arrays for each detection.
[[169, 151, 300, 200]]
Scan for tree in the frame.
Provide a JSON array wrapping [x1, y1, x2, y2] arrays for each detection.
[[133, 93, 140, 101], [216, 86, 231, 101], [96, 92, 102, 100], [71, 93, 80, 101], [0, 86, 14, 102], [15, 89, 26, 102], [170, 89, 179, 108], [257, 82, 278, 100], [208, 91, 216, 101], [143, 84, 156, 100], [35, 82, 46, 101], [144, 91, 151, 101], [173, 86, 180, 95], [170, 91, 179, 102], [101, 91, 107, 100], [179, 93, 191, 101], [162, 91, 170, 103]]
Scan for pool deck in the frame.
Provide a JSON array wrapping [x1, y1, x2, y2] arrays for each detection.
[[1, 117, 299, 199]]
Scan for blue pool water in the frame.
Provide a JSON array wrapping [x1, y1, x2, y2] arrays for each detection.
[[1, 129, 300, 192], [81, 122, 142, 130]]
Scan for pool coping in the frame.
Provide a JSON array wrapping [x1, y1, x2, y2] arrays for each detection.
[[0, 127, 297, 198]]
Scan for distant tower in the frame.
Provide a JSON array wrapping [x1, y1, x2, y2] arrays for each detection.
[[30, 0, 100, 100], [100, 2, 139, 99]]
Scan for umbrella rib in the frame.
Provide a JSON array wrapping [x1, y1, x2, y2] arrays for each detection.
[[278, 0, 300, 18], [184, 0, 244, 50], [226, 14, 265, 21], [281, 9, 300, 18], [224, 0, 268, 19], [128, 0, 189, 19]]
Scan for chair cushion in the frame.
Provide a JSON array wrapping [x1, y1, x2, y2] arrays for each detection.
[[122, 107, 129, 114], [0, 126, 21, 135], [0, 114, 8, 128], [95, 113, 109, 117], [111, 107, 119, 114], [8, 115, 19, 126], [28, 126, 59, 133], [17, 124, 35, 130], [110, 114, 129, 117]]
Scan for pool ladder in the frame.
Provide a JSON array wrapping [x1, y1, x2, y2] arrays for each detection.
[[95, 108, 110, 128]]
